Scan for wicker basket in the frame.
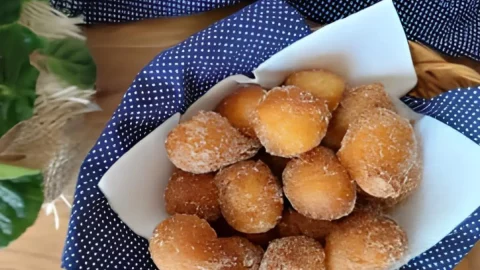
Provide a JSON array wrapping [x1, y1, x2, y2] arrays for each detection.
[[408, 41, 480, 98], [77, 14, 480, 270], [407, 41, 480, 270]]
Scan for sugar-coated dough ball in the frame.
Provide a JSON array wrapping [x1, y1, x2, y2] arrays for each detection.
[[242, 229, 279, 249], [283, 146, 356, 220], [150, 215, 263, 270], [210, 217, 278, 249], [149, 214, 219, 270], [277, 208, 334, 241], [164, 169, 220, 221], [165, 111, 260, 173], [381, 154, 422, 207], [217, 237, 264, 270], [285, 69, 346, 111], [260, 236, 326, 270], [254, 86, 331, 157], [215, 160, 283, 233], [323, 83, 395, 150], [359, 151, 423, 211], [337, 108, 417, 198], [210, 217, 238, 238], [325, 212, 408, 270], [256, 149, 290, 179], [212, 215, 278, 248], [211, 216, 279, 248], [216, 85, 266, 138]]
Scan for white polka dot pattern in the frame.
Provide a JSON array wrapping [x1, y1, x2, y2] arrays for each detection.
[[400, 89, 480, 269], [59, 1, 480, 270], [61, 1, 310, 269], [50, 0, 480, 61], [403, 211, 480, 270], [287, 0, 479, 61], [50, 0, 241, 17], [402, 88, 480, 144]]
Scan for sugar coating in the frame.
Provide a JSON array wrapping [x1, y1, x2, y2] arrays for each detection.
[[337, 108, 417, 199], [253, 86, 331, 157], [217, 237, 264, 270], [241, 229, 279, 249], [359, 145, 423, 211], [215, 160, 284, 234], [381, 152, 422, 207], [260, 236, 326, 270], [149, 214, 219, 270], [285, 69, 346, 112], [150, 215, 263, 270], [283, 146, 356, 220], [255, 148, 290, 179], [216, 85, 266, 138], [212, 215, 280, 248], [323, 83, 395, 150], [164, 169, 221, 221], [165, 111, 261, 174], [277, 208, 334, 241], [325, 212, 408, 270]]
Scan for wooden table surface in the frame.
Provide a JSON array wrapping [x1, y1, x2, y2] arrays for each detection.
[[0, 3, 479, 269]]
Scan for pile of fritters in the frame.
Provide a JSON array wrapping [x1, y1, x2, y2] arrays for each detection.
[[150, 69, 421, 270]]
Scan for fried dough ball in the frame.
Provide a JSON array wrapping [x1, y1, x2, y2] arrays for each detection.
[[323, 83, 395, 150], [210, 217, 238, 238], [260, 236, 326, 270], [354, 193, 387, 215], [253, 86, 331, 157], [381, 155, 422, 207], [359, 152, 423, 212], [149, 214, 219, 270], [283, 147, 356, 220], [242, 229, 279, 249], [215, 160, 283, 233], [256, 149, 290, 179], [217, 237, 264, 270], [164, 169, 220, 221], [277, 208, 334, 241], [211, 217, 279, 248], [165, 111, 260, 173], [325, 212, 408, 270], [216, 85, 266, 138], [285, 69, 346, 111], [337, 108, 417, 199], [150, 215, 263, 270]]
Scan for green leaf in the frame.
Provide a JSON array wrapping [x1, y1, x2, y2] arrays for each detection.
[[0, 23, 42, 137], [0, 0, 23, 26], [0, 164, 40, 180], [38, 38, 96, 89], [0, 172, 43, 247]]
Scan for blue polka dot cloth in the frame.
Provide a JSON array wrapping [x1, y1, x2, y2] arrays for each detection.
[[60, 0, 480, 270], [50, 0, 479, 61]]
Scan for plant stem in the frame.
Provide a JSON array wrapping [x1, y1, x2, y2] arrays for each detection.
[[19, 1, 85, 40]]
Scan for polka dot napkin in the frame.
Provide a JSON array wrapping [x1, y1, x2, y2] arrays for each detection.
[[50, 0, 479, 61], [61, 0, 480, 270]]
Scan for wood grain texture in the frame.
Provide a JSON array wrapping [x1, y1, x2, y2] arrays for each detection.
[[0, 204, 70, 270], [0, 2, 478, 269], [0, 4, 247, 270]]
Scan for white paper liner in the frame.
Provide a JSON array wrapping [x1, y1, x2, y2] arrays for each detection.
[[98, 0, 480, 263]]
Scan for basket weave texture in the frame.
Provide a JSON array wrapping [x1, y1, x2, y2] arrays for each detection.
[[408, 41, 480, 98]]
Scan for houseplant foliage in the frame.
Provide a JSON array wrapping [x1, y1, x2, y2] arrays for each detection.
[[0, 0, 96, 247]]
